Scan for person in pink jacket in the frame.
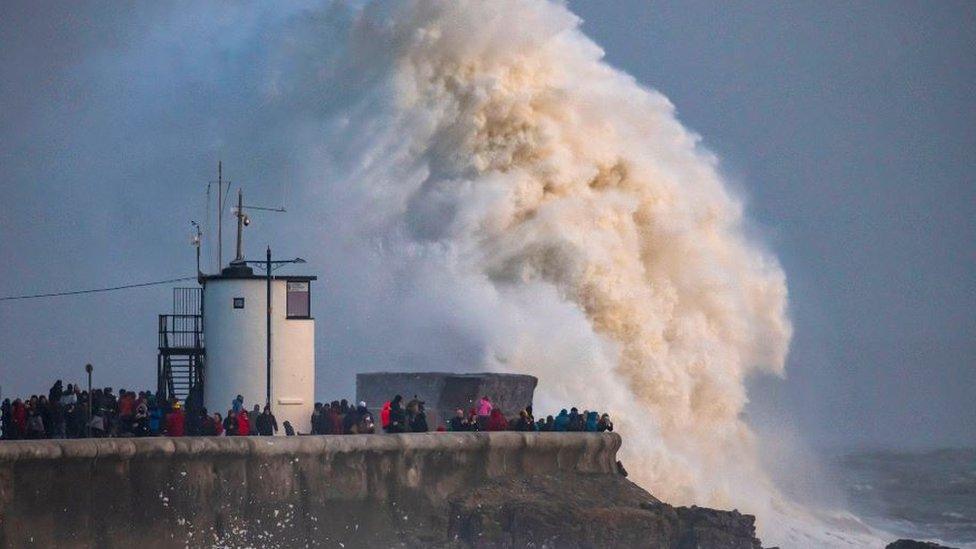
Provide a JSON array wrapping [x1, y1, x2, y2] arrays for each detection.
[[476, 396, 493, 430]]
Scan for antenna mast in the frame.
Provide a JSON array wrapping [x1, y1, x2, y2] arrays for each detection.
[[191, 221, 202, 278], [233, 188, 248, 264], [229, 188, 284, 267], [217, 161, 223, 270]]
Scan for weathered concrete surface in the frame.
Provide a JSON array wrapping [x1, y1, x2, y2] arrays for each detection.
[[356, 372, 538, 428], [0, 433, 763, 548]]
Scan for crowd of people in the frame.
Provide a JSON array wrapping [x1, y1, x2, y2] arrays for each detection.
[[438, 396, 614, 433], [1, 380, 612, 440], [310, 394, 613, 435], [310, 399, 376, 435], [0, 380, 289, 440]]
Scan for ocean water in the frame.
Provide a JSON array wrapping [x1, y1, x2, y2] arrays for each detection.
[[832, 448, 976, 547]]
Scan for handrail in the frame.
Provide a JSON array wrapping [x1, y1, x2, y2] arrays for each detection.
[[158, 314, 204, 350]]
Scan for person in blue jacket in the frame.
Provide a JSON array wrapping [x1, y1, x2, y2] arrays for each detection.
[[553, 409, 570, 431], [585, 411, 599, 432], [147, 396, 163, 435]]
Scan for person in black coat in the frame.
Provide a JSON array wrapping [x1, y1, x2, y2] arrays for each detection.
[[448, 409, 467, 432], [257, 405, 278, 436], [410, 410, 428, 433], [223, 410, 238, 436], [386, 395, 406, 433], [0, 399, 10, 440]]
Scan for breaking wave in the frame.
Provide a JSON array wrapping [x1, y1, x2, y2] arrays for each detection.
[[283, 1, 887, 546]]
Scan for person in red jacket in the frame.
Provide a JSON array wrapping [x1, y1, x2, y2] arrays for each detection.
[[237, 409, 250, 436], [165, 403, 185, 437], [380, 401, 391, 431], [486, 408, 509, 432], [11, 399, 27, 439], [118, 390, 136, 434]]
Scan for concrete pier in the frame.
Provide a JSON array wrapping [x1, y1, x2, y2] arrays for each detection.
[[0, 433, 620, 547]]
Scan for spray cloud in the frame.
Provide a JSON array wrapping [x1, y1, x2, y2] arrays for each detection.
[[279, 1, 879, 546], [315, 0, 791, 501]]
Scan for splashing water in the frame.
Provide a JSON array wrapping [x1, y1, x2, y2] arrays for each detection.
[[286, 1, 886, 546]]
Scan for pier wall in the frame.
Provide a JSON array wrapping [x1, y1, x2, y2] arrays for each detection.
[[0, 433, 620, 548]]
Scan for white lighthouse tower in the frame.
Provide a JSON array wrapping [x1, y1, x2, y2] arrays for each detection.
[[202, 268, 315, 434], [157, 172, 316, 434], [200, 188, 316, 434]]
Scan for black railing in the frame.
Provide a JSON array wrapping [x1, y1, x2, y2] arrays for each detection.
[[172, 287, 202, 316], [158, 314, 204, 350]]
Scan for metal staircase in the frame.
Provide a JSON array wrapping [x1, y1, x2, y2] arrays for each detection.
[[157, 288, 204, 402]]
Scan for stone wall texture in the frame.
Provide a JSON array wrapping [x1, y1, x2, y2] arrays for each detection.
[[0, 432, 620, 548]]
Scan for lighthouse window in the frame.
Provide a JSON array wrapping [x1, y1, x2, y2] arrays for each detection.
[[286, 281, 310, 318]]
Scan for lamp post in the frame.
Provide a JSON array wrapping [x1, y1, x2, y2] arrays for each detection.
[[266, 246, 271, 409], [244, 249, 305, 412], [229, 188, 288, 409], [85, 363, 93, 438]]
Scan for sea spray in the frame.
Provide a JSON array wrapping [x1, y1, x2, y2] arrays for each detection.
[[288, 1, 882, 545]]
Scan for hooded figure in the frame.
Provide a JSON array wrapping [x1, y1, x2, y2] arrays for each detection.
[[257, 405, 278, 436], [386, 395, 406, 433], [409, 406, 428, 433], [585, 411, 599, 432], [311, 403, 323, 435], [250, 405, 262, 435], [567, 408, 582, 431], [148, 398, 163, 435], [380, 401, 391, 430], [553, 409, 570, 432], [477, 396, 493, 417]]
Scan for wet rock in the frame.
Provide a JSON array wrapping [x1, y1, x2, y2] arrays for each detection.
[[448, 474, 762, 548], [887, 540, 959, 549]]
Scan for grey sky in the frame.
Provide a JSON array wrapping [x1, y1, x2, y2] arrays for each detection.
[[1, 1, 973, 449]]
